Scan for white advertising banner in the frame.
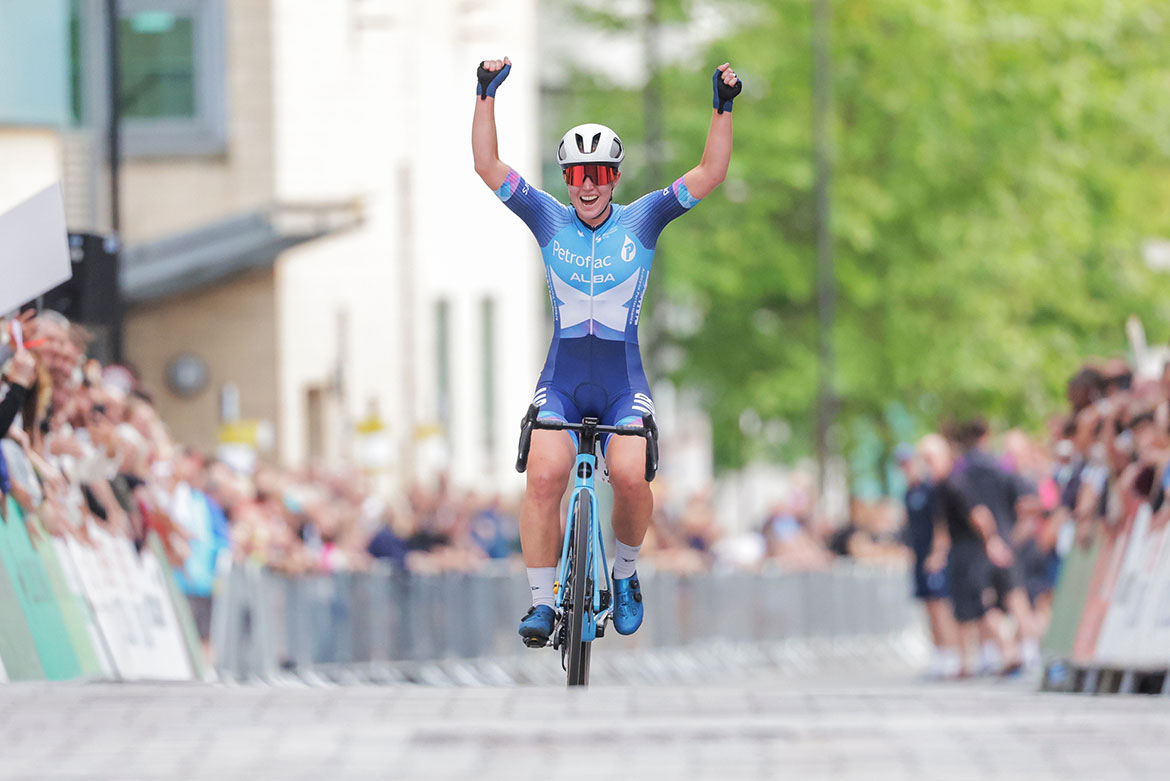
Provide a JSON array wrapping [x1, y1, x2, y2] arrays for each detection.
[[134, 548, 196, 681], [64, 531, 135, 679], [1131, 509, 1170, 666], [0, 182, 71, 315], [64, 526, 194, 681], [51, 537, 117, 679], [1093, 504, 1160, 664], [102, 527, 193, 681]]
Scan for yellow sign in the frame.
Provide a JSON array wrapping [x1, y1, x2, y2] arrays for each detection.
[[217, 419, 274, 450], [355, 416, 386, 435], [218, 420, 258, 446], [414, 422, 444, 440]]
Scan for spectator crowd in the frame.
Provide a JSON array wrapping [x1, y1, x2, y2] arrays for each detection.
[[3, 306, 1163, 676], [0, 308, 539, 646], [0, 308, 899, 600], [890, 355, 1170, 680]]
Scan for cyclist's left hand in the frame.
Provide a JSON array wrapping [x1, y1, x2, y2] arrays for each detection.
[[713, 62, 742, 113], [717, 62, 739, 88]]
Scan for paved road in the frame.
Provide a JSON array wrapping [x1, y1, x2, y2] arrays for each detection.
[[2, 643, 1168, 780]]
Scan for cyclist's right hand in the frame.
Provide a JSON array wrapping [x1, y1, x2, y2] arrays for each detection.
[[477, 57, 511, 99]]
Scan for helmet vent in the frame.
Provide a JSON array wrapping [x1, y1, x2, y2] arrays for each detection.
[[610, 138, 623, 158], [576, 133, 602, 154]]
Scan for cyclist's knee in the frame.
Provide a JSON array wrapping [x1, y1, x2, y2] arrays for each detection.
[[607, 458, 649, 496], [606, 438, 648, 495], [525, 436, 572, 502], [526, 463, 569, 503]]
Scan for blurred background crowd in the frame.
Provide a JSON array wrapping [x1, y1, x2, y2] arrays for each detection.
[[6, 307, 1168, 676]]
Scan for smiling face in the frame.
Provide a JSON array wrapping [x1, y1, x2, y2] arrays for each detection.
[[567, 170, 621, 226]]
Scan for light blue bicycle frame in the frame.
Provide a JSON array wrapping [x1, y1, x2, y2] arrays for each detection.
[[553, 451, 612, 642]]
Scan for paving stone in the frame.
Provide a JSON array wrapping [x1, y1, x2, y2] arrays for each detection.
[[3, 664, 1170, 780]]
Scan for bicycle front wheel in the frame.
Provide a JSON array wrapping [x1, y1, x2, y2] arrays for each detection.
[[566, 492, 592, 686]]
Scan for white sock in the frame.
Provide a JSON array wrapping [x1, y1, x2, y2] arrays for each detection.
[[980, 641, 1002, 671], [527, 567, 556, 608], [613, 540, 641, 580], [1021, 639, 1041, 668], [929, 648, 961, 676]]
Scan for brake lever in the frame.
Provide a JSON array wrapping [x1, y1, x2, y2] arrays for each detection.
[[515, 405, 538, 473]]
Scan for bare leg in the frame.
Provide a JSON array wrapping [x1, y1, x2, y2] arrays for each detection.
[[1005, 587, 1037, 641], [1033, 591, 1053, 636], [980, 608, 1021, 671], [605, 435, 653, 547], [1005, 586, 1040, 668], [926, 598, 960, 650], [924, 598, 961, 677], [959, 620, 980, 676], [518, 429, 575, 567]]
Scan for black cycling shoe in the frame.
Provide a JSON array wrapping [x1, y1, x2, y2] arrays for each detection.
[[518, 604, 556, 648]]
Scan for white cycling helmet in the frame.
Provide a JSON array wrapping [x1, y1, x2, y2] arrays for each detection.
[[556, 123, 625, 168]]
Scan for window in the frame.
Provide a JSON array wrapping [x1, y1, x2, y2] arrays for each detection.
[[119, 11, 197, 120], [115, 0, 226, 156], [0, 1, 71, 126]]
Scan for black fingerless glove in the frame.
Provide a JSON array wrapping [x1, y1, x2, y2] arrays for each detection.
[[477, 61, 511, 99], [713, 69, 743, 114]]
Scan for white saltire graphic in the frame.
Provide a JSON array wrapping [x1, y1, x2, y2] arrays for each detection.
[[549, 271, 641, 333]]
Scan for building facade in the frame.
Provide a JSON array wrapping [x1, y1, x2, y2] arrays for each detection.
[[0, 0, 545, 494]]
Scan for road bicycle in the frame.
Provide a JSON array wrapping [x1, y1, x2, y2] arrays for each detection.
[[516, 405, 658, 686]]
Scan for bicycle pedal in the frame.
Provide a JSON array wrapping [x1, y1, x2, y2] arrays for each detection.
[[523, 636, 550, 649], [551, 623, 566, 651]]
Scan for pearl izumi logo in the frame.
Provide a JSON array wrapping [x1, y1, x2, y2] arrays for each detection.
[[621, 235, 637, 263]]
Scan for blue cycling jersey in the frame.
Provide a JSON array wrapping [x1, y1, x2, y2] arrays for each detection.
[[495, 169, 700, 430]]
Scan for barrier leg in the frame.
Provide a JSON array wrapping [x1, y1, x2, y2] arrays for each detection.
[[212, 565, 242, 680], [244, 563, 277, 680], [367, 569, 392, 663]]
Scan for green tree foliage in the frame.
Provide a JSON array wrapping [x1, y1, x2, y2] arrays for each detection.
[[551, 0, 1170, 468]]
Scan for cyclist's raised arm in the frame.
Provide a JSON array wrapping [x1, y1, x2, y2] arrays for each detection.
[[682, 63, 742, 201], [472, 57, 513, 190]]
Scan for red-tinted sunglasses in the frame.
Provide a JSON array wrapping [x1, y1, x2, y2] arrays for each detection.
[[562, 163, 618, 187]]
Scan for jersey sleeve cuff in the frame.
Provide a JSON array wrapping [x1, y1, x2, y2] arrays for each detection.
[[672, 177, 700, 209], [494, 169, 522, 202]]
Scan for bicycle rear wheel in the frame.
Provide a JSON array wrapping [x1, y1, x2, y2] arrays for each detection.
[[566, 492, 592, 686]]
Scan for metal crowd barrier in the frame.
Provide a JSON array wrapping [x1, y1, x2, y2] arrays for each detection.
[[211, 560, 919, 681]]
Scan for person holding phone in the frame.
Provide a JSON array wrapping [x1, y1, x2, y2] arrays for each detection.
[[1, 318, 39, 436], [472, 57, 742, 646]]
